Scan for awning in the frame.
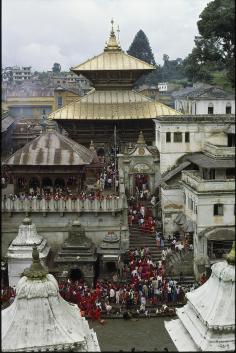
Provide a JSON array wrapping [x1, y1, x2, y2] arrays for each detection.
[[175, 213, 186, 225], [204, 228, 235, 241], [186, 153, 235, 168], [162, 161, 191, 182]]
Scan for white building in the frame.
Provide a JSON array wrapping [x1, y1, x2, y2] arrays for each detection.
[[154, 115, 235, 278], [2, 246, 100, 352], [165, 245, 235, 351], [158, 82, 168, 93], [7, 217, 50, 287], [154, 115, 235, 174], [173, 86, 235, 115], [2, 66, 32, 82]]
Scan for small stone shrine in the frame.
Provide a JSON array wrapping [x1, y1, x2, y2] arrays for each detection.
[[7, 217, 50, 287], [54, 220, 97, 285], [97, 231, 124, 274], [2, 246, 100, 352], [165, 242, 235, 351]]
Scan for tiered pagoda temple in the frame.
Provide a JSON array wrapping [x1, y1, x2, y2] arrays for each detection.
[[48, 21, 181, 150]]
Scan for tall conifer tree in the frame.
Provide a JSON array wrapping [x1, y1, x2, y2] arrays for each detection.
[[127, 30, 159, 86], [127, 30, 156, 66]]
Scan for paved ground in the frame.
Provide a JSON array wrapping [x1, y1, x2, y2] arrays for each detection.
[[89, 318, 177, 352]]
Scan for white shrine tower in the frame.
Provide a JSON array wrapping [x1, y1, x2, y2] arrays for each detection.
[[165, 243, 235, 351], [2, 245, 100, 352], [7, 217, 50, 286]]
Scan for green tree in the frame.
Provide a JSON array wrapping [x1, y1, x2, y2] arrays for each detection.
[[127, 30, 158, 86], [184, 0, 235, 86], [52, 63, 61, 73], [127, 29, 156, 65]]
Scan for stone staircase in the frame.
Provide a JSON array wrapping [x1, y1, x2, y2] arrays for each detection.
[[129, 225, 163, 263]]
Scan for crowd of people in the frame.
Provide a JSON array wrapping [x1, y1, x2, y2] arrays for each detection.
[[128, 203, 158, 234], [56, 246, 192, 322], [96, 159, 119, 192], [3, 189, 121, 203]]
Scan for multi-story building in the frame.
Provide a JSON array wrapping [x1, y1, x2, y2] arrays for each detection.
[[154, 114, 235, 278], [173, 85, 235, 115], [2, 66, 32, 82]]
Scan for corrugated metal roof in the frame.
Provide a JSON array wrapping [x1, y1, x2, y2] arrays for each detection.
[[72, 51, 154, 71], [2, 116, 15, 132], [186, 153, 235, 168], [48, 89, 181, 121], [4, 129, 94, 166]]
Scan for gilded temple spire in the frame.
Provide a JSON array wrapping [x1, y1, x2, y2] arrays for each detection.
[[104, 19, 121, 52]]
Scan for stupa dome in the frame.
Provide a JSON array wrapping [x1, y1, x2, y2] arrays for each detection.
[[2, 247, 100, 352], [165, 244, 235, 351]]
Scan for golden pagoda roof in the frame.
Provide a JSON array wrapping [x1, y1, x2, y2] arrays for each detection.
[[48, 89, 181, 121], [72, 51, 155, 72], [71, 21, 154, 72]]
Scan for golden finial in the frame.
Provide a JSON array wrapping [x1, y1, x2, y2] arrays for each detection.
[[104, 19, 121, 52], [111, 18, 114, 33], [22, 244, 48, 280], [137, 131, 146, 145], [226, 241, 235, 265]]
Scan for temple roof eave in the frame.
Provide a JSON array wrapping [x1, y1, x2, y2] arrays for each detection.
[[48, 89, 181, 121]]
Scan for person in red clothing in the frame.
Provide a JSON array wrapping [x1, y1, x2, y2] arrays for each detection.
[[200, 273, 207, 285]]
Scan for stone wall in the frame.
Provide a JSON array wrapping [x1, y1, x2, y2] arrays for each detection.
[[1, 210, 129, 257]]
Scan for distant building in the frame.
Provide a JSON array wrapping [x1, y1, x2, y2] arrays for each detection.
[[2, 66, 32, 82], [173, 86, 235, 115], [158, 82, 168, 93]]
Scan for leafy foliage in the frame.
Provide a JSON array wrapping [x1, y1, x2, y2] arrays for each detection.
[[52, 63, 61, 73], [183, 0, 235, 86]]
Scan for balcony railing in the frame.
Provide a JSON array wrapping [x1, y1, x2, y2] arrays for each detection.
[[181, 170, 235, 192], [2, 196, 127, 213], [204, 142, 235, 158]]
